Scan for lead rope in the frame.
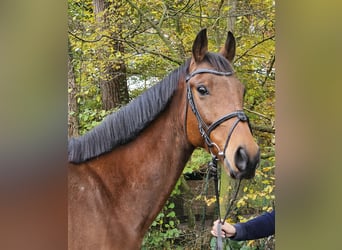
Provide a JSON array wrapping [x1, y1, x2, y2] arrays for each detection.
[[185, 69, 247, 249], [209, 156, 241, 250]]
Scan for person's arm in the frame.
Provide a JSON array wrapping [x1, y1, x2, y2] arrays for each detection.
[[230, 210, 275, 241]]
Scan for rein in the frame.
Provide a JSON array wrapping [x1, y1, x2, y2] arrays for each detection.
[[185, 68, 248, 250], [209, 156, 242, 250]]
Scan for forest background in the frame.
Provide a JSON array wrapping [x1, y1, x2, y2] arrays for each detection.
[[68, 0, 275, 249]]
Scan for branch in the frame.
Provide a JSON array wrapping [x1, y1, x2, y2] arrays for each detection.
[[68, 31, 182, 64], [262, 54, 275, 86], [261, 151, 275, 159], [124, 39, 182, 64], [251, 124, 275, 134], [168, 0, 193, 17], [138, 47, 182, 65], [125, 0, 178, 56], [235, 35, 275, 62], [68, 31, 104, 43], [158, 2, 167, 28], [244, 109, 275, 133], [244, 107, 272, 121]]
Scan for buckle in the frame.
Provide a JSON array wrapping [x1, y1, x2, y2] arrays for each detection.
[[237, 111, 247, 121]]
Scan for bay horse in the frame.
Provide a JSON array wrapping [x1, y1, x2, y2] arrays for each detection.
[[68, 29, 260, 249]]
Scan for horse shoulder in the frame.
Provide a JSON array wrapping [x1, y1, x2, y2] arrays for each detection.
[[68, 163, 126, 249]]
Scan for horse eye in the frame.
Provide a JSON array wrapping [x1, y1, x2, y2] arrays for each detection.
[[197, 85, 209, 95]]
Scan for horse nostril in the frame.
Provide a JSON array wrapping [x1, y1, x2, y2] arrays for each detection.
[[235, 147, 249, 172]]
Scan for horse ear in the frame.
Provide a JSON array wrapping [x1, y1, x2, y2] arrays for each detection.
[[220, 31, 236, 63], [192, 28, 208, 63]]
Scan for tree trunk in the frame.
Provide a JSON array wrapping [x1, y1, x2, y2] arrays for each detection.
[[227, 0, 237, 32], [93, 0, 129, 110], [68, 43, 79, 138], [219, 0, 237, 223]]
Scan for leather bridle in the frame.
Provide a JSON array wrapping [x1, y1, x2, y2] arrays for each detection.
[[185, 68, 251, 162], [185, 68, 251, 250]]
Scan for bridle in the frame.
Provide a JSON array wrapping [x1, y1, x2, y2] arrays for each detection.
[[185, 68, 251, 250], [185, 68, 251, 164]]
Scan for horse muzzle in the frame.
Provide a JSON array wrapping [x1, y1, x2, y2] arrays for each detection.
[[224, 146, 260, 179]]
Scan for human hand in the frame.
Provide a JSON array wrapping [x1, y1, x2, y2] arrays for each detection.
[[211, 219, 237, 238]]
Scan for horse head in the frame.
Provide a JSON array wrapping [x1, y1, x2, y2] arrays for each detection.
[[186, 29, 260, 179]]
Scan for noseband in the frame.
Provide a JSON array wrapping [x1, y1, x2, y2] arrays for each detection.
[[185, 68, 251, 160]]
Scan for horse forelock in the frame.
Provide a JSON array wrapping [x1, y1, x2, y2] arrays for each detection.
[[203, 52, 233, 72]]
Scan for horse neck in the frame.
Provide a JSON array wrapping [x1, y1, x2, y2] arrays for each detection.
[[91, 81, 194, 236]]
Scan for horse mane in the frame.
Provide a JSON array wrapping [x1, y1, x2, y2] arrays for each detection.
[[68, 52, 232, 163]]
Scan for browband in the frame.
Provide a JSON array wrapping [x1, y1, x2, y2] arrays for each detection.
[[185, 68, 233, 82]]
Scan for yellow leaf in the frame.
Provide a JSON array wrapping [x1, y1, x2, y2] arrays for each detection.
[[204, 197, 216, 206]]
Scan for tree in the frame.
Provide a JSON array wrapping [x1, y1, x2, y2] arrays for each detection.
[[68, 39, 79, 138], [93, 0, 129, 110]]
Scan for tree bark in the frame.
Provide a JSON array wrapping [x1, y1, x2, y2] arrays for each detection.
[[68, 42, 79, 138], [227, 0, 237, 32], [219, 0, 237, 225], [93, 0, 129, 110]]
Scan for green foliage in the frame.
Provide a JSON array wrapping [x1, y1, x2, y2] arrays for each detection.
[[183, 148, 211, 175], [78, 108, 112, 134], [142, 201, 181, 249]]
